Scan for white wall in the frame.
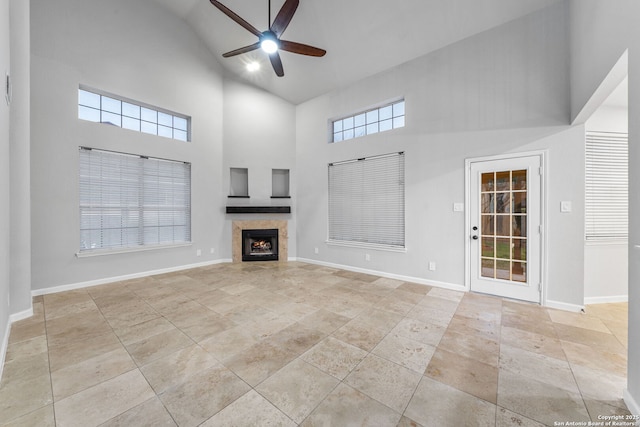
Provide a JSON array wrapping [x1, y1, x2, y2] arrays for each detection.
[[569, 0, 639, 414], [584, 104, 628, 302], [296, 2, 585, 308], [30, 0, 226, 291], [0, 0, 11, 355], [221, 78, 296, 260]]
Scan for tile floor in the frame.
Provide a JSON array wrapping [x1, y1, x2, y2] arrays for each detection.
[[0, 261, 631, 426]]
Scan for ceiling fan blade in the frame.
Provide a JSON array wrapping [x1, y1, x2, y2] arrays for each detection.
[[209, 0, 262, 38], [270, 0, 299, 37], [222, 42, 261, 58], [269, 52, 285, 77], [279, 40, 326, 57]]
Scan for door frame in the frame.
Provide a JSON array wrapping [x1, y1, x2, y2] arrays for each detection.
[[464, 150, 548, 305]]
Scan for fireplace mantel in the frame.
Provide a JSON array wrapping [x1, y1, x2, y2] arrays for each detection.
[[226, 206, 291, 214]]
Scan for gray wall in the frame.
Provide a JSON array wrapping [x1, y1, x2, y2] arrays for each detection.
[[296, 2, 586, 308], [0, 0, 10, 351], [569, 0, 639, 413], [10, 0, 31, 317], [221, 78, 297, 259], [30, 0, 226, 290]]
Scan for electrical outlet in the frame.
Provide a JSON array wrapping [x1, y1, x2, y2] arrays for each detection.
[[365, 253, 371, 261], [210, 248, 215, 254], [314, 247, 319, 254], [196, 249, 202, 256], [560, 201, 572, 212], [429, 261, 436, 271]]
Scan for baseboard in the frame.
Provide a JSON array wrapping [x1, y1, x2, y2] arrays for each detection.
[[10, 307, 34, 323], [584, 295, 629, 305], [296, 257, 466, 292], [0, 319, 10, 383], [545, 299, 585, 313], [31, 259, 230, 297], [624, 388, 640, 417]]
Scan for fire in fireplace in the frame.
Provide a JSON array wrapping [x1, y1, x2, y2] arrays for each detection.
[[242, 229, 279, 261]]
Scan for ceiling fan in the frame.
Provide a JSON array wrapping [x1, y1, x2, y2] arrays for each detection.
[[209, 0, 326, 77]]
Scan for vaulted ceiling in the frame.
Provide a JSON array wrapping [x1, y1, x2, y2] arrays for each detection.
[[151, 0, 563, 104]]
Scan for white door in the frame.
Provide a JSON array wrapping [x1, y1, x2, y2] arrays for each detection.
[[468, 154, 543, 303]]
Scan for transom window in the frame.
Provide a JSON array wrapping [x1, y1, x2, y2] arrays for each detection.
[[78, 87, 190, 142], [331, 100, 405, 143]]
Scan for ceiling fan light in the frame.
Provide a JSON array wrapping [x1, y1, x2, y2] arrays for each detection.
[[261, 38, 279, 54]]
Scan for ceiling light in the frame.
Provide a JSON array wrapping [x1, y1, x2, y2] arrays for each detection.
[[247, 62, 260, 72], [260, 32, 279, 54]]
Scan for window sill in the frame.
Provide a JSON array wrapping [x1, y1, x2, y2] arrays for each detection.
[[326, 239, 407, 253], [584, 239, 628, 247], [76, 242, 192, 258]]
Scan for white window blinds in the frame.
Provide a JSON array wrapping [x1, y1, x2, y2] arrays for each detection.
[[79, 147, 191, 252], [585, 131, 628, 241], [328, 152, 405, 247]]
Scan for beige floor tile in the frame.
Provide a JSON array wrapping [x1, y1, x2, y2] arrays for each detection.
[[0, 351, 50, 384], [7, 319, 46, 345], [199, 325, 261, 362], [391, 317, 446, 347], [548, 308, 611, 333], [200, 390, 295, 427], [495, 407, 546, 427], [51, 347, 136, 400], [426, 287, 465, 302], [372, 332, 436, 374], [438, 328, 500, 367], [301, 336, 368, 380], [501, 312, 558, 338], [583, 399, 632, 422], [301, 383, 401, 426], [112, 317, 176, 346], [5, 335, 48, 363], [405, 377, 496, 427], [54, 369, 155, 427], [397, 282, 431, 295], [446, 314, 500, 342], [299, 309, 351, 335], [159, 364, 250, 427], [500, 325, 566, 360], [554, 323, 627, 354], [497, 370, 589, 426], [372, 296, 416, 316], [0, 404, 55, 427], [332, 321, 389, 352], [561, 340, 627, 377], [503, 300, 552, 322], [46, 312, 113, 348], [499, 343, 579, 394], [405, 304, 455, 328], [140, 344, 220, 393], [396, 416, 425, 427], [416, 295, 460, 316], [344, 354, 422, 413], [125, 328, 194, 366], [224, 339, 299, 386], [47, 331, 123, 372], [97, 397, 177, 427], [256, 358, 339, 423], [426, 347, 498, 404], [571, 364, 627, 410], [0, 373, 52, 424]]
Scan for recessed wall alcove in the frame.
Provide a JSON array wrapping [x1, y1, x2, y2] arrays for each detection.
[[232, 220, 288, 263]]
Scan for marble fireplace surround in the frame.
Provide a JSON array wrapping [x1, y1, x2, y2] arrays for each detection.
[[232, 220, 288, 263]]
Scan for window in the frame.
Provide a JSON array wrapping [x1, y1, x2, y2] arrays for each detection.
[[78, 87, 190, 141], [331, 100, 405, 143], [79, 147, 191, 253], [328, 152, 405, 248], [585, 131, 628, 241]]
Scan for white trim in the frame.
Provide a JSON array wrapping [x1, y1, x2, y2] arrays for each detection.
[[10, 307, 34, 323], [464, 150, 548, 304], [31, 259, 231, 296], [584, 239, 627, 247], [584, 295, 628, 305], [545, 299, 584, 313], [623, 389, 640, 418], [325, 240, 407, 253], [0, 319, 10, 384], [296, 257, 466, 292]]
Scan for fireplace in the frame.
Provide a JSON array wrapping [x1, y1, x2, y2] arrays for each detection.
[[242, 229, 279, 261]]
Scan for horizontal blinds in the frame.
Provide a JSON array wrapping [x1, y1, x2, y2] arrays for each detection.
[[79, 147, 191, 252], [585, 131, 628, 240], [328, 152, 405, 247]]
